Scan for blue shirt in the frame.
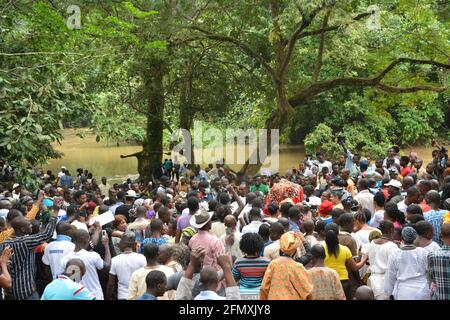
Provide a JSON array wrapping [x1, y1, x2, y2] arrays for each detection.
[[288, 219, 300, 233], [41, 275, 95, 300], [425, 210, 447, 245], [140, 237, 169, 253], [109, 202, 124, 215], [138, 293, 157, 300]]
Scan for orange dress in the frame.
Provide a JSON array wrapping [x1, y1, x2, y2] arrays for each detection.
[[260, 256, 313, 300]]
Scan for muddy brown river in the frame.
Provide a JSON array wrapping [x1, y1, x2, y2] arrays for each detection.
[[45, 129, 435, 183]]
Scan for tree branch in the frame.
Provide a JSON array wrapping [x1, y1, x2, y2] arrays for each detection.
[[279, 2, 329, 77], [189, 25, 277, 81], [299, 12, 372, 38], [312, 8, 332, 83], [375, 83, 448, 93], [289, 58, 450, 106]]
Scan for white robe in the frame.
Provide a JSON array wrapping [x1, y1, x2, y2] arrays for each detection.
[[367, 241, 399, 300], [384, 247, 431, 300]]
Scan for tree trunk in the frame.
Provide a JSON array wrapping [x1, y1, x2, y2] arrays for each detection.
[[179, 69, 195, 168], [239, 82, 293, 176], [138, 60, 166, 183]]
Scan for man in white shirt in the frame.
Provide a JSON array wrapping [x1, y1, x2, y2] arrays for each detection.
[[127, 242, 174, 300], [59, 229, 111, 300], [106, 232, 146, 300], [355, 178, 375, 215], [42, 222, 75, 279], [11, 183, 21, 200], [220, 215, 242, 259], [241, 208, 263, 235], [58, 167, 66, 179], [98, 177, 110, 198], [397, 187, 420, 215], [312, 152, 332, 173]]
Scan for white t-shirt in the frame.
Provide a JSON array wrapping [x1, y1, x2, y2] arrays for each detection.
[[397, 200, 408, 215], [181, 201, 209, 217], [110, 252, 147, 300], [242, 221, 263, 235], [42, 238, 75, 279], [60, 249, 105, 300], [422, 241, 441, 253]]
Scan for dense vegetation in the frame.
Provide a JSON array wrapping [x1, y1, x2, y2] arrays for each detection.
[[1, 0, 449, 185]]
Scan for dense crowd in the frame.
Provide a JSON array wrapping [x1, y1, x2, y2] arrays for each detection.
[[0, 140, 449, 300]]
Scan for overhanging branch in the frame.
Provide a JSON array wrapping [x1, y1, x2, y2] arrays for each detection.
[[289, 58, 450, 106]]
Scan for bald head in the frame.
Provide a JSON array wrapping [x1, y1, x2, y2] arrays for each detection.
[[199, 266, 219, 290], [402, 176, 414, 190], [224, 215, 236, 228], [158, 244, 174, 265], [354, 286, 374, 300], [73, 229, 90, 248]]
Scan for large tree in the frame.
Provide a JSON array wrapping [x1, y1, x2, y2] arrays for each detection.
[[185, 0, 449, 174]]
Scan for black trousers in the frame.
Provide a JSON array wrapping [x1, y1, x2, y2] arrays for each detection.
[[341, 280, 353, 300]]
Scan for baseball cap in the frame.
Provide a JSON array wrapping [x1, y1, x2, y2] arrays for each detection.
[[384, 179, 402, 189]]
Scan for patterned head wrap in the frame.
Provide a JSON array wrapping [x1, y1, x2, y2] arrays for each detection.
[[402, 226, 417, 243], [279, 231, 301, 256]]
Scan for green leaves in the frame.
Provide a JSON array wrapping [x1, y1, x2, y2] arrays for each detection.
[[123, 1, 158, 18]]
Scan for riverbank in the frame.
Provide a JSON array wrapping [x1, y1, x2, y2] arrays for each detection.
[[45, 129, 437, 183]]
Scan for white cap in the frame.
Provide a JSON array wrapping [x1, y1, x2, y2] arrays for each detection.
[[384, 179, 402, 189], [125, 190, 138, 198], [12, 183, 20, 189]]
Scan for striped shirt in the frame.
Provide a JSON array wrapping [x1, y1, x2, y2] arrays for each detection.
[[232, 256, 270, 290], [428, 245, 450, 300], [0, 217, 57, 300]]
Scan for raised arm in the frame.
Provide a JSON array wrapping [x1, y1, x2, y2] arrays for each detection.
[[217, 255, 241, 300], [101, 232, 112, 270], [0, 246, 13, 289], [227, 185, 245, 217], [25, 190, 45, 220], [24, 209, 58, 250], [175, 247, 205, 300]]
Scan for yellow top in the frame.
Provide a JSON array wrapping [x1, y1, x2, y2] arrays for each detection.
[[323, 243, 352, 280], [444, 211, 450, 224], [0, 204, 40, 243]]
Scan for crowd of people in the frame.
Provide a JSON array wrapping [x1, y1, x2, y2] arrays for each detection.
[[0, 139, 449, 300]]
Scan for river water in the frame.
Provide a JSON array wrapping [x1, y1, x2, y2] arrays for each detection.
[[45, 129, 435, 183]]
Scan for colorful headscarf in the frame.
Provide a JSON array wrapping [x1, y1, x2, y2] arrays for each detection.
[[280, 231, 301, 256], [268, 179, 301, 204]]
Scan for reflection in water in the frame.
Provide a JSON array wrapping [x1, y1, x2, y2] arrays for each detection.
[[46, 129, 435, 183]]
